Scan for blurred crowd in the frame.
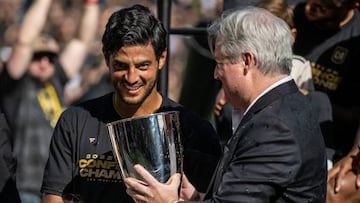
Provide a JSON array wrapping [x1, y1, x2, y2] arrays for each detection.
[[0, 0, 221, 104]]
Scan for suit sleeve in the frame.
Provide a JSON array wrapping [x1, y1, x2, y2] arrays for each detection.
[[208, 117, 300, 202]]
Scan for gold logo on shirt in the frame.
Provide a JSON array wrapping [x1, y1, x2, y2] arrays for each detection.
[[331, 46, 348, 64], [89, 137, 96, 143]]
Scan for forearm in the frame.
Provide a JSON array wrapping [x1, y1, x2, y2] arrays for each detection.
[[79, 2, 100, 44], [18, 0, 52, 45], [7, 0, 52, 79], [60, 1, 100, 78]]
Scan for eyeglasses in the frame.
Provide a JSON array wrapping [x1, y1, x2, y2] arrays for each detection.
[[32, 51, 57, 63]]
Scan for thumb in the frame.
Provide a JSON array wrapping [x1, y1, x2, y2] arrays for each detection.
[[167, 173, 181, 187]]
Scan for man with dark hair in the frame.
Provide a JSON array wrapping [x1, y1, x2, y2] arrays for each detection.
[[41, 4, 221, 203]]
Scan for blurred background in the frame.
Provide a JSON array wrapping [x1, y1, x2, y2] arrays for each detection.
[[0, 0, 223, 122]]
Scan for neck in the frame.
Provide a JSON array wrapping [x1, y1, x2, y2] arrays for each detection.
[[250, 73, 288, 103], [340, 9, 354, 27]]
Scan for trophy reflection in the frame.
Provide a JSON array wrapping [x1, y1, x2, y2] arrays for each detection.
[[107, 111, 183, 183]]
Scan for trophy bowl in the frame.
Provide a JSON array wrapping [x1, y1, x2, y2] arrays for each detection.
[[106, 111, 183, 183]]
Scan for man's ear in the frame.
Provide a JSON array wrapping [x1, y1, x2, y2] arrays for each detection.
[[158, 50, 167, 70], [242, 51, 255, 66]]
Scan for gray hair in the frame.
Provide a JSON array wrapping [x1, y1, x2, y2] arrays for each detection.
[[208, 6, 293, 75]]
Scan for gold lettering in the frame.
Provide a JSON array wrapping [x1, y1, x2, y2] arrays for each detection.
[[99, 169, 108, 178], [87, 159, 96, 168], [313, 78, 338, 91], [108, 170, 122, 179], [96, 160, 107, 168], [78, 159, 118, 169], [79, 159, 88, 168], [311, 62, 342, 91], [80, 168, 88, 177], [88, 168, 99, 177], [79, 168, 121, 179]]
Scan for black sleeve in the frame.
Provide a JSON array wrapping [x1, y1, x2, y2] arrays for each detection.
[[41, 112, 74, 196]]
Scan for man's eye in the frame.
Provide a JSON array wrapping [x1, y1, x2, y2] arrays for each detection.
[[137, 63, 150, 70], [113, 64, 128, 71]]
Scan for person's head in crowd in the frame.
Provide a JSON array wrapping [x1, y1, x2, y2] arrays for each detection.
[[101, 4, 167, 107], [208, 6, 293, 109], [29, 33, 59, 82], [304, 0, 358, 29], [256, 0, 297, 38]]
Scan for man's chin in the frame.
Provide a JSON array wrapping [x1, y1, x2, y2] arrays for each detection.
[[122, 97, 143, 106]]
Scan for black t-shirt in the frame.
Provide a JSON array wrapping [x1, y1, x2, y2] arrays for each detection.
[[41, 93, 221, 203]]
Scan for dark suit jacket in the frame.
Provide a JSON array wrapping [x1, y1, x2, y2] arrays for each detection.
[[202, 80, 327, 202]]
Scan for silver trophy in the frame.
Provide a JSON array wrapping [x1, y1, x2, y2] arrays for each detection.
[[107, 111, 183, 183]]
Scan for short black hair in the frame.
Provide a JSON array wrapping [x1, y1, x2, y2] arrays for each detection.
[[102, 4, 167, 61]]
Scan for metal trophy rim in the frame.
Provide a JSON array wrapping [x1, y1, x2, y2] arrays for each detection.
[[106, 110, 180, 126]]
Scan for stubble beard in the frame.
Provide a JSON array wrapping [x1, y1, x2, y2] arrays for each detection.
[[117, 77, 158, 106]]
